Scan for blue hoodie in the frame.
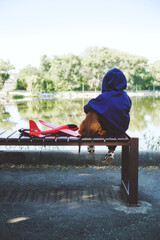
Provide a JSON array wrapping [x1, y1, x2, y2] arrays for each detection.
[[84, 68, 131, 133]]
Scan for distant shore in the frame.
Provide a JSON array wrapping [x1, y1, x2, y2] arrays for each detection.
[[40, 90, 160, 99], [0, 90, 160, 102]]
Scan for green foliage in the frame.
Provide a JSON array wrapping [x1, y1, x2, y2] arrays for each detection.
[[42, 79, 54, 92], [0, 59, 15, 89], [17, 65, 39, 92], [143, 133, 160, 151], [149, 61, 160, 90], [48, 54, 82, 91], [16, 47, 160, 93], [0, 59, 14, 72], [12, 95, 24, 99], [0, 73, 9, 85], [81, 47, 110, 91], [0, 104, 10, 121], [40, 54, 52, 72], [16, 79, 27, 90]]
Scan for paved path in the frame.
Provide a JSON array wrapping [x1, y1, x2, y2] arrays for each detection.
[[0, 165, 160, 240]]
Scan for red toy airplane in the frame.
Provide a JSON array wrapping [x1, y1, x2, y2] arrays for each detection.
[[20, 120, 81, 138]]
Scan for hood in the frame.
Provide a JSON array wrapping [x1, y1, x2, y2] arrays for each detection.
[[102, 68, 127, 92]]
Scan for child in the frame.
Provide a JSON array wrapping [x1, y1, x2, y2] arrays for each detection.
[[83, 68, 131, 165]]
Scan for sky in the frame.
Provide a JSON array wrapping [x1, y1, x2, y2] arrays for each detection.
[[0, 0, 160, 71]]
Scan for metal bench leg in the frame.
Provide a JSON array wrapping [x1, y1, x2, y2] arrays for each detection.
[[128, 137, 139, 205], [122, 146, 129, 182], [121, 146, 130, 201], [121, 138, 139, 205]]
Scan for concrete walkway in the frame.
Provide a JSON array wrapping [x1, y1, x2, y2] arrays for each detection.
[[0, 163, 160, 240]]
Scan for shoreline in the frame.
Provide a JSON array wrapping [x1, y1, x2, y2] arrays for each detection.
[[43, 90, 160, 99], [0, 90, 160, 102]]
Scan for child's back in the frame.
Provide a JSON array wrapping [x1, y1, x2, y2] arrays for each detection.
[[84, 68, 131, 133]]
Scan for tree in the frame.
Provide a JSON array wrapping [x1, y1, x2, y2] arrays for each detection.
[[39, 55, 54, 92], [81, 47, 152, 91], [81, 47, 113, 91], [0, 59, 15, 89], [17, 65, 39, 91], [149, 61, 160, 90], [16, 46, 160, 93], [48, 54, 82, 91], [110, 51, 151, 90], [40, 54, 52, 72]]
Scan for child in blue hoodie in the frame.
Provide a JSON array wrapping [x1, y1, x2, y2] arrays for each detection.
[[83, 68, 131, 165]]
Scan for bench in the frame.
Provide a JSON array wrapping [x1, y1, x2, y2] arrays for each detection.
[[0, 130, 139, 206]]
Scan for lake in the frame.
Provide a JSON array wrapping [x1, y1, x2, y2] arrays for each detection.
[[0, 94, 160, 150]]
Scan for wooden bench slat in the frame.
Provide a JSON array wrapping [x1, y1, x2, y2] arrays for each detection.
[[7, 131, 21, 142], [19, 135, 32, 143], [0, 131, 130, 146], [42, 136, 57, 143], [104, 137, 117, 141], [0, 130, 16, 141], [0, 130, 6, 136]]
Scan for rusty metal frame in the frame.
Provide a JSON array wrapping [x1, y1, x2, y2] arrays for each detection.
[[0, 130, 139, 205]]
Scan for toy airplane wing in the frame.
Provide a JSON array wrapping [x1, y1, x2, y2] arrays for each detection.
[[39, 120, 81, 137], [39, 120, 59, 129]]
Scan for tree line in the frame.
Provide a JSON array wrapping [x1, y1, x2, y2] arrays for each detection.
[[1, 47, 160, 92]]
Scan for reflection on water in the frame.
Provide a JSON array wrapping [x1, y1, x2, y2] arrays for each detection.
[[0, 96, 160, 150]]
